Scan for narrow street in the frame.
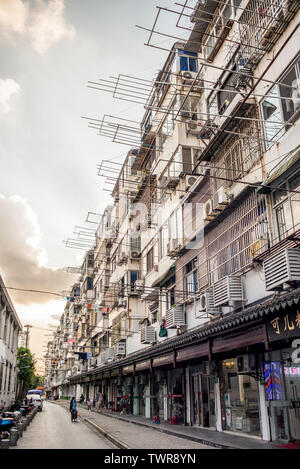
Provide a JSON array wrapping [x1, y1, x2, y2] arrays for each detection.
[[15, 401, 115, 449]]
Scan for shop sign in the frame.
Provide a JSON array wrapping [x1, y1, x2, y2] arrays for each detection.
[[168, 394, 183, 398], [152, 353, 174, 367], [267, 309, 300, 342], [284, 367, 300, 375], [176, 343, 208, 362], [135, 360, 151, 371], [123, 365, 134, 374]]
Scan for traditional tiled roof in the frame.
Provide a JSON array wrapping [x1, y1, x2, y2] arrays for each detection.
[[69, 287, 300, 382]]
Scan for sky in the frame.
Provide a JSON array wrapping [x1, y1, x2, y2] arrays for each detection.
[[0, 0, 191, 371]]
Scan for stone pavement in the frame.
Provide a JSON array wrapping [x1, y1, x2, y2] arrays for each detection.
[[53, 400, 213, 449], [54, 400, 278, 449]]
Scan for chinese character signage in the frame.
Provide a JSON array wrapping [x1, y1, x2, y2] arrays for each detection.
[[267, 309, 300, 342]]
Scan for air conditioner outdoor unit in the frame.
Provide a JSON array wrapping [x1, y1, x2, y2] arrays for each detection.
[[213, 276, 244, 307], [106, 348, 115, 361], [166, 305, 185, 329], [184, 175, 198, 191], [263, 248, 300, 291], [130, 250, 141, 260], [203, 199, 217, 221], [180, 70, 196, 85], [115, 341, 126, 357], [212, 187, 230, 211], [99, 351, 106, 364], [198, 291, 219, 316], [165, 176, 179, 189], [140, 326, 156, 344], [237, 354, 256, 374]]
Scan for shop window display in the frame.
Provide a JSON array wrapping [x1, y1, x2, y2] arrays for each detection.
[[222, 358, 261, 436], [264, 347, 300, 441]]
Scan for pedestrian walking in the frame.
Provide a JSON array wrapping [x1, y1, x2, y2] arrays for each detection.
[[96, 392, 103, 412], [70, 396, 77, 422], [79, 394, 84, 404], [87, 399, 92, 411]]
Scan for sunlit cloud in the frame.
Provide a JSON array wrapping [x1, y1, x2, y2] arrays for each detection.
[[0, 0, 75, 54], [0, 78, 21, 113]]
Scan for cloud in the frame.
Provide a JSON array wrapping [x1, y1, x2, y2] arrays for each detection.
[[0, 0, 28, 40], [28, 0, 76, 54], [0, 194, 76, 305], [0, 78, 21, 113], [0, 0, 75, 54]]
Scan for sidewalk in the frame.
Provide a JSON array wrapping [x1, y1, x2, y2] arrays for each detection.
[[54, 400, 278, 449]]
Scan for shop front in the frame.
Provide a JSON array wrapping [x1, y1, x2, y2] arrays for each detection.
[[152, 353, 175, 423], [167, 368, 185, 424], [190, 363, 216, 428], [122, 365, 134, 415], [221, 357, 261, 436], [264, 305, 300, 441]]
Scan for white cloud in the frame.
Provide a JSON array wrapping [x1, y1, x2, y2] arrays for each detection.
[[0, 78, 21, 113], [0, 194, 76, 305], [0, 0, 75, 54], [28, 0, 76, 54], [0, 0, 28, 39]]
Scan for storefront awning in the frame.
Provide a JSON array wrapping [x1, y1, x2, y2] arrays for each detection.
[[258, 145, 300, 194]]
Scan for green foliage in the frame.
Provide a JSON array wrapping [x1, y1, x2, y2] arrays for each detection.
[[17, 347, 38, 390]]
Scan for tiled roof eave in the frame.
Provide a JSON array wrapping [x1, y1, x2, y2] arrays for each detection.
[[68, 287, 300, 382]]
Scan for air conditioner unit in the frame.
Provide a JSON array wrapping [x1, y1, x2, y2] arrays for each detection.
[[165, 176, 179, 189], [180, 70, 196, 85], [237, 354, 256, 374], [166, 305, 185, 329], [198, 291, 219, 316], [140, 326, 156, 344], [100, 351, 107, 364], [115, 341, 126, 357], [203, 199, 217, 221], [212, 187, 230, 211], [130, 251, 141, 260], [106, 348, 115, 361], [184, 175, 198, 191], [180, 71, 204, 91], [213, 276, 244, 307], [263, 248, 300, 291]]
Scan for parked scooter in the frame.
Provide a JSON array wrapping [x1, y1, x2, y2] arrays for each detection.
[[0, 417, 15, 441]]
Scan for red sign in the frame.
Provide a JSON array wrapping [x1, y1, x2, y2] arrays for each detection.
[[168, 394, 183, 399]]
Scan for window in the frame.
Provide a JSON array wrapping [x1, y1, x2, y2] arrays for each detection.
[[272, 169, 300, 240], [147, 248, 154, 273], [185, 257, 198, 295], [129, 271, 139, 292], [261, 55, 300, 149], [178, 50, 197, 72]]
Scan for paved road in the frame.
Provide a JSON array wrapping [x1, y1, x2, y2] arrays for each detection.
[[15, 401, 115, 449]]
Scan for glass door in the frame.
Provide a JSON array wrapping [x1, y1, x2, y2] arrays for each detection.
[[192, 374, 202, 426], [191, 374, 215, 428]]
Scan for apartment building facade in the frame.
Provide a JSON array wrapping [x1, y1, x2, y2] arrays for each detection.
[[0, 276, 22, 408], [46, 0, 300, 442]]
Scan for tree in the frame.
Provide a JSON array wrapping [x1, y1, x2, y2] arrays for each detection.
[[17, 347, 35, 392]]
